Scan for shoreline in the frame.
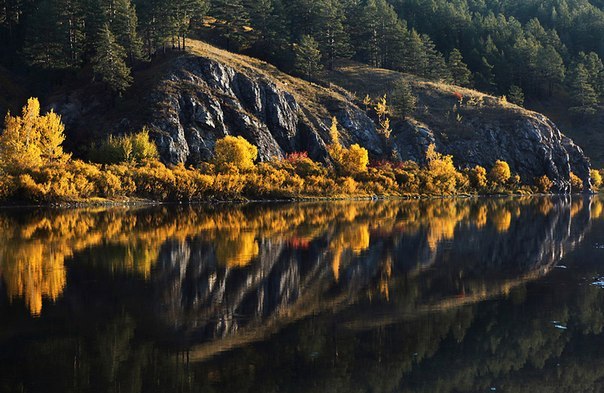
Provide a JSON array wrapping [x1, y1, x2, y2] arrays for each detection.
[[0, 192, 596, 210]]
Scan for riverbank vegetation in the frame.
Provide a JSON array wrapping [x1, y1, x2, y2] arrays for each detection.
[[0, 98, 601, 204]]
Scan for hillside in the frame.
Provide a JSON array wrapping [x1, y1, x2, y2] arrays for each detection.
[[47, 40, 591, 192]]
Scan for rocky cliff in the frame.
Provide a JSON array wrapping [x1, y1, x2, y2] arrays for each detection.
[[51, 41, 592, 192]]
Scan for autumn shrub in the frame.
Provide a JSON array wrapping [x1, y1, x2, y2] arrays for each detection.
[[172, 164, 214, 200], [591, 169, 603, 190], [91, 129, 159, 164], [338, 177, 358, 194], [341, 144, 369, 175], [424, 144, 458, 194], [396, 169, 421, 194], [132, 160, 176, 200], [0, 98, 69, 175], [570, 172, 584, 192], [304, 175, 338, 196], [213, 172, 246, 199], [468, 165, 488, 191], [287, 155, 326, 178], [535, 175, 553, 193], [0, 172, 16, 200], [95, 170, 124, 197], [489, 160, 511, 185], [214, 135, 258, 172], [106, 164, 137, 195], [12, 160, 108, 202]]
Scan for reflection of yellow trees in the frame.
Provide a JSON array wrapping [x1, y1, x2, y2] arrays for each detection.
[[592, 200, 603, 219], [330, 224, 371, 281], [571, 199, 584, 219], [420, 202, 471, 251], [1, 243, 66, 316], [491, 209, 512, 233], [215, 231, 259, 268], [1, 196, 594, 315]]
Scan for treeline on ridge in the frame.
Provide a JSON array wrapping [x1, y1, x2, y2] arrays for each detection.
[[2, 0, 604, 115]]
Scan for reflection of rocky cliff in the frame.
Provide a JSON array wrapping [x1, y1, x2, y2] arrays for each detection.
[[0, 198, 597, 356], [143, 197, 596, 358], [1, 198, 603, 393]]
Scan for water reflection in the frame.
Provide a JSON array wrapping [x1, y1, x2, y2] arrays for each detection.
[[0, 197, 603, 392]]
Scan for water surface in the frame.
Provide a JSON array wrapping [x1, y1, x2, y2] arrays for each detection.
[[0, 197, 603, 392]]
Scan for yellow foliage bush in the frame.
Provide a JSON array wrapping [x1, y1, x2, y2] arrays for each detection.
[[0, 98, 68, 174], [468, 165, 488, 191], [106, 164, 137, 195], [338, 177, 358, 194], [424, 144, 458, 194], [92, 128, 159, 164], [132, 160, 176, 200], [327, 118, 369, 176], [213, 172, 246, 198], [172, 164, 214, 200], [591, 169, 603, 190], [570, 172, 584, 192], [340, 144, 369, 176], [214, 135, 258, 172], [489, 160, 511, 185], [535, 175, 553, 193], [0, 172, 15, 199]]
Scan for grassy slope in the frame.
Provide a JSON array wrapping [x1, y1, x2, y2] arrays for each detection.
[[328, 60, 603, 167], [326, 60, 536, 143]]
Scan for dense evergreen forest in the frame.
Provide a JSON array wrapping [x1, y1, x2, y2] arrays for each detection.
[[2, 0, 604, 114]]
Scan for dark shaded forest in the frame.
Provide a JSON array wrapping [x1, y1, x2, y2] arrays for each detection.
[[2, 0, 604, 115]]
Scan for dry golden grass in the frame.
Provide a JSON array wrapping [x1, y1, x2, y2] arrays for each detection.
[[328, 60, 531, 113]]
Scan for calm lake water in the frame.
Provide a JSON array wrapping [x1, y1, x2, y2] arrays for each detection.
[[0, 197, 603, 392]]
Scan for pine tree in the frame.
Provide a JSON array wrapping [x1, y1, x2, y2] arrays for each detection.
[[112, 0, 144, 62], [210, 0, 250, 51], [579, 51, 604, 97], [448, 48, 472, 87], [568, 63, 599, 116], [351, 0, 405, 69], [508, 85, 525, 106], [23, 0, 85, 69], [294, 34, 323, 80], [247, 0, 289, 61], [316, 0, 351, 69], [390, 80, 417, 120], [536, 45, 565, 95], [135, 0, 172, 56], [169, 0, 207, 50], [401, 29, 427, 76], [92, 24, 133, 95], [421, 34, 451, 81]]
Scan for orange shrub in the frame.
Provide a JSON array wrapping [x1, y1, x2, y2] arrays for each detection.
[[570, 172, 584, 192], [132, 161, 176, 200], [535, 175, 553, 193]]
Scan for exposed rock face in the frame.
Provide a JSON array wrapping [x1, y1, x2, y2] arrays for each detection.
[[393, 113, 592, 192], [144, 197, 593, 353], [147, 56, 385, 164]]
